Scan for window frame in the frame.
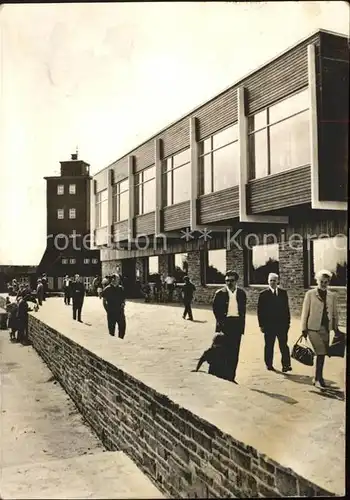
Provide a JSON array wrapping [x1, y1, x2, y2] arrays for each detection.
[[135, 165, 156, 215], [69, 258, 76, 265], [198, 124, 239, 195], [248, 88, 309, 180], [307, 236, 347, 288], [84, 258, 90, 264], [204, 248, 227, 286], [248, 243, 280, 286], [95, 189, 108, 228], [69, 184, 76, 195], [57, 208, 64, 219], [69, 208, 76, 219], [57, 184, 64, 195], [62, 258, 68, 264], [113, 178, 129, 222], [147, 255, 159, 279], [162, 149, 191, 206]]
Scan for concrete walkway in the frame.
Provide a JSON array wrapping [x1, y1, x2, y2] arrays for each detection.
[[2, 295, 346, 495], [0, 329, 163, 499]]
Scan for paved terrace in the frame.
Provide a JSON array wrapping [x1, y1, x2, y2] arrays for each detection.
[[1, 295, 345, 496]]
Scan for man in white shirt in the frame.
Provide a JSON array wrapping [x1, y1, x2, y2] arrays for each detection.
[[212, 270, 247, 383]]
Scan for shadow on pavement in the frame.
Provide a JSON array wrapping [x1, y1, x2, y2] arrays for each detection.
[[250, 388, 299, 405], [189, 320, 207, 324], [309, 388, 345, 402]]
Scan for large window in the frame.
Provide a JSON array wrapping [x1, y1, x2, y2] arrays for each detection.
[[57, 184, 64, 195], [69, 184, 76, 195], [113, 179, 129, 222], [57, 209, 64, 219], [96, 189, 108, 228], [249, 243, 279, 285], [199, 124, 239, 195], [147, 256, 159, 281], [163, 149, 191, 206], [248, 88, 310, 179], [169, 253, 188, 282], [309, 236, 347, 287], [135, 166, 155, 215], [205, 249, 226, 285]]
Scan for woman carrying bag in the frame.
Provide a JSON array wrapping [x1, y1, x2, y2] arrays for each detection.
[[301, 269, 339, 388]]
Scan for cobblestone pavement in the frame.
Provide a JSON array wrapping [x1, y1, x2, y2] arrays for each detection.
[[0, 328, 164, 499], [5, 296, 346, 495]]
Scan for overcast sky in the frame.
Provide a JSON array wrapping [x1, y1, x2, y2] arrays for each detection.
[[0, 1, 349, 265]]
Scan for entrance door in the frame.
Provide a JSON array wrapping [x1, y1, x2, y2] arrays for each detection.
[[121, 259, 137, 298]]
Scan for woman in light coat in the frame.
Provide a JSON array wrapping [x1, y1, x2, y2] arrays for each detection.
[[301, 269, 339, 388]]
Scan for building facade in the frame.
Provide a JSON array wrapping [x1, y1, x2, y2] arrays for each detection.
[[91, 29, 348, 319], [37, 153, 101, 290]]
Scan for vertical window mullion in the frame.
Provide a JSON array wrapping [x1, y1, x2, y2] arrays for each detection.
[[171, 159, 174, 205], [211, 137, 214, 193], [267, 109, 271, 176]]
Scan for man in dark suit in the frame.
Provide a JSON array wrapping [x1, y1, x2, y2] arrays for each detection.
[[70, 274, 85, 322], [257, 272, 291, 372], [212, 270, 247, 383], [182, 276, 196, 321], [101, 274, 126, 338]]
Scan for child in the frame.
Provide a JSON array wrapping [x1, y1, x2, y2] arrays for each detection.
[[194, 334, 228, 380]]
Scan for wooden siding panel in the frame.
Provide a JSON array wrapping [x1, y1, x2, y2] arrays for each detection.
[[246, 45, 310, 114], [113, 221, 129, 241], [197, 92, 238, 140], [163, 202, 190, 231], [161, 118, 190, 158], [94, 170, 108, 192], [134, 141, 155, 172], [199, 186, 239, 224], [111, 157, 128, 183], [135, 212, 155, 235], [248, 166, 311, 213]]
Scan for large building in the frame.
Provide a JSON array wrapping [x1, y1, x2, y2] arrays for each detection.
[[37, 153, 101, 290], [91, 29, 348, 318]]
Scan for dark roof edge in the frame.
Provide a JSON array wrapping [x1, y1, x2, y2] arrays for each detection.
[[94, 28, 348, 177]]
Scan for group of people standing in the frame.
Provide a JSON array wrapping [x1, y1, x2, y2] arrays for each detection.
[[5, 274, 48, 343], [195, 269, 341, 388]]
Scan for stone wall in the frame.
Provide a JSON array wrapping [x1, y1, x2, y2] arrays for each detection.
[[15, 309, 335, 498]]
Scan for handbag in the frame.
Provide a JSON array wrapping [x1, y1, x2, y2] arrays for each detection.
[[291, 335, 315, 366], [328, 329, 346, 358]]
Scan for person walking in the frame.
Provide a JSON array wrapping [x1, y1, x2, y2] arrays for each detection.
[[301, 269, 339, 388], [36, 279, 44, 306], [212, 270, 247, 383], [182, 276, 196, 321], [101, 274, 126, 338], [70, 274, 85, 322], [257, 272, 292, 372]]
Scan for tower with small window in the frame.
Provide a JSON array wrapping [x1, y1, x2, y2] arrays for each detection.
[[37, 152, 101, 291]]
